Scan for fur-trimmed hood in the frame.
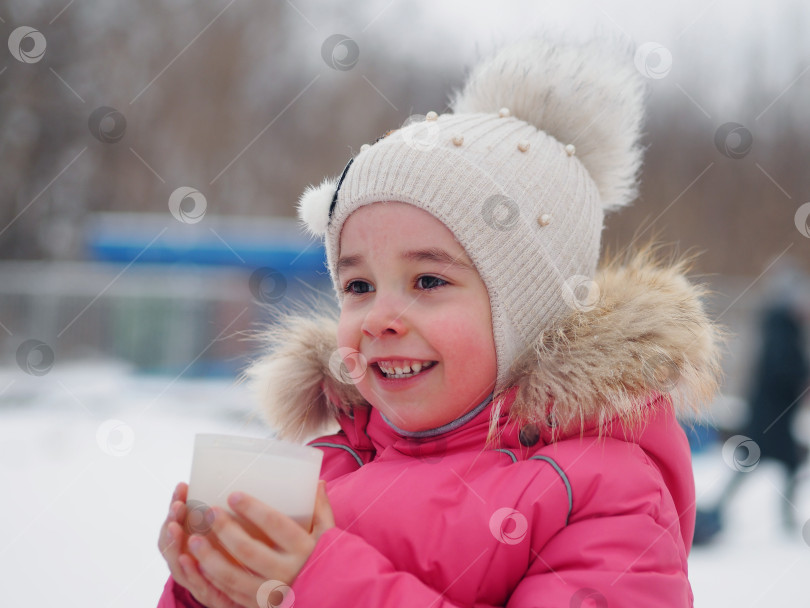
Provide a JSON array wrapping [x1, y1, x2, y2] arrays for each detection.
[[244, 247, 723, 442]]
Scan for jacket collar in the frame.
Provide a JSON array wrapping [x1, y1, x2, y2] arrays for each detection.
[[379, 393, 494, 438], [360, 392, 522, 459]]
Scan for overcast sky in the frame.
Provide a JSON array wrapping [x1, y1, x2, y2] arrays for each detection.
[[294, 0, 808, 115]]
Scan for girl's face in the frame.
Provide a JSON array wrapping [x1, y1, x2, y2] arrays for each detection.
[[336, 201, 497, 433]]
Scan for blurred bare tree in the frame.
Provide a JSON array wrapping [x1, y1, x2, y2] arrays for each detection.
[[605, 0, 810, 276], [1, 0, 808, 278]]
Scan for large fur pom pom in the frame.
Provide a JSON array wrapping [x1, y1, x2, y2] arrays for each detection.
[[449, 35, 646, 212], [297, 177, 337, 237]]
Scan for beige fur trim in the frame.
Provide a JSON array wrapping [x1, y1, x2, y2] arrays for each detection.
[[242, 313, 367, 441], [499, 245, 724, 438], [245, 246, 724, 441]]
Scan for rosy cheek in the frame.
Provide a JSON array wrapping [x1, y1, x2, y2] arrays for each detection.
[[435, 321, 466, 356]]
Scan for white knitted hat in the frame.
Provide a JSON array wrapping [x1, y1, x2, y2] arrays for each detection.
[[298, 35, 646, 390]]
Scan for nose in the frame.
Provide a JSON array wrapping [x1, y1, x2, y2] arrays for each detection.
[[360, 293, 409, 338]]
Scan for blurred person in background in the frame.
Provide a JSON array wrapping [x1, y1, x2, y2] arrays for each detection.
[[695, 260, 809, 544]]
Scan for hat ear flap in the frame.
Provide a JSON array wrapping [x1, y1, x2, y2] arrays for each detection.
[[297, 177, 337, 237]]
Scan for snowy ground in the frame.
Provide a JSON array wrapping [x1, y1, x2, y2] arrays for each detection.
[[1, 361, 808, 607]]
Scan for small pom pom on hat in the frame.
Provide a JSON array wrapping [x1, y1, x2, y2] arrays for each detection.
[[297, 176, 337, 237]]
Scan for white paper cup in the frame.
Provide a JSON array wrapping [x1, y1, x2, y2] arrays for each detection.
[[186, 434, 324, 535]]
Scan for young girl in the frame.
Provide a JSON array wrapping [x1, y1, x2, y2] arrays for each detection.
[[157, 33, 721, 607]]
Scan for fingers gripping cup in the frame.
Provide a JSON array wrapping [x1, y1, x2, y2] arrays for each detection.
[[186, 434, 324, 544]]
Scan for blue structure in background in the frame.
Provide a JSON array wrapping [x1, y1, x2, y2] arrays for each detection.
[[82, 213, 330, 377], [682, 422, 719, 454], [86, 212, 326, 273]]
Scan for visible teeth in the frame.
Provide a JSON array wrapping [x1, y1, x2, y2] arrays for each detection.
[[378, 360, 433, 378]]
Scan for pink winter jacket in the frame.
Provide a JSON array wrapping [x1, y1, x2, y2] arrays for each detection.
[[158, 250, 722, 607]]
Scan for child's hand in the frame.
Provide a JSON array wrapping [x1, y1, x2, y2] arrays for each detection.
[[157, 482, 243, 608], [184, 481, 335, 607]]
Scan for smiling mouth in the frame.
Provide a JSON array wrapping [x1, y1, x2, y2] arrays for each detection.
[[375, 360, 437, 379]]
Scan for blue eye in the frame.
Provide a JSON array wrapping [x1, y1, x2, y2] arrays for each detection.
[[417, 275, 447, 290], [344, 280, 374, 294]]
